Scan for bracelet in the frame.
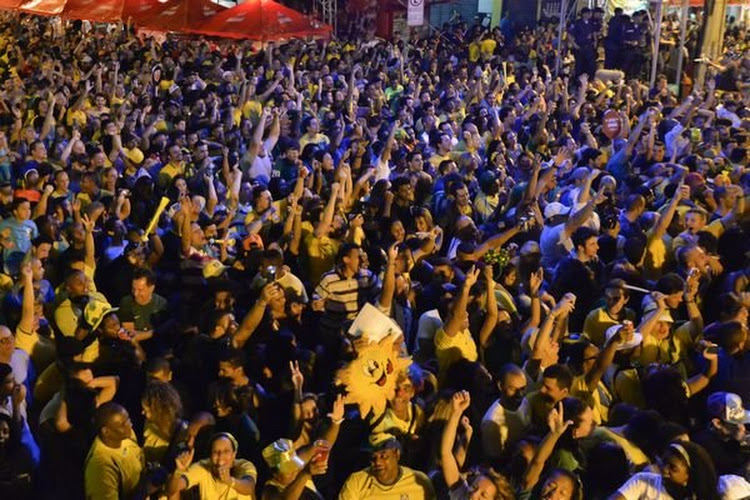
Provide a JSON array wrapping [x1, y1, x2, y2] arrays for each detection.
[[331, 417, 345, 425]]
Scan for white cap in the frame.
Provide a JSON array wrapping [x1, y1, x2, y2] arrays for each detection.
[[544, 202, 571, 219], [605, 324, 643, 351]]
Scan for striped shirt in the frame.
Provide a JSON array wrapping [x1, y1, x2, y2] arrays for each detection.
[[314, 268, 381, 333]]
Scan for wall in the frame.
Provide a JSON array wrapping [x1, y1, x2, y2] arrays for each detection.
[[429, 0, 480, 26]]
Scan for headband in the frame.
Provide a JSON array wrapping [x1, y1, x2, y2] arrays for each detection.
[[669, 443, 691, 469], [211, 432, 238, 452]]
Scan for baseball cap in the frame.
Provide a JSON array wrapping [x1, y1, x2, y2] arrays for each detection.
[[708, 392, 750, 425], [369, 433, 402, 451], [84, 298, 118, 331], [124, 147, 145, 165], [262, 439, 305, 475], [203, 259, 228, 279], [544, 202, 571, 219], [605, 324, 643, 351]]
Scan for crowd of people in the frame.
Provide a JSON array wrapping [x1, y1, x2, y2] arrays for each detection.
[[0, 6, 748, 500]]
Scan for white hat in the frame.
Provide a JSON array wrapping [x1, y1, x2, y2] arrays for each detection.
[[718, 474, 750, 500], [605, 324, 643, 351], [544, 202, 571, 219]]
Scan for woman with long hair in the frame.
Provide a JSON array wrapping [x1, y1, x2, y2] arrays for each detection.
[[141, 380, 186, 465], [611, 441, 719, 500]]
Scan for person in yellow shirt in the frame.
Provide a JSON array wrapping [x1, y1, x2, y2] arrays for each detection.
[[14, 263, 55, 371], [569, 323, 638, 424], [298, 117, 330, 152], [428, 132, 455, 170], [261, 437, 332, 499], [168, 433, 257, 500], [158, 144, 186, 189], [435, 266, 498, 382], [583, 280, 637, 348], [84, 403, 145, 500], [480, 33, 498, 60], [338, 436, 436, 500]]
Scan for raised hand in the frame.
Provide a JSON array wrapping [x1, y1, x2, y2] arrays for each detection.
[[529, 268, 543, 296], [464, 266, 480, 288], [387, 243, 399, 263], [451, 390, 471, 414], [547, 402, 573, 435], [81, 214, 95, 233], [289, 360, 304, 391], [174, 447, 194, 472], [11, 383, 26, 408], [327, 393, 345, 422]]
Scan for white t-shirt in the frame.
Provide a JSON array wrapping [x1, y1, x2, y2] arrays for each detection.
[[480, 399, 526, 458], [617, 472, 674, 500], [416, 309, 443, 346], [540, 223, 572, 270]]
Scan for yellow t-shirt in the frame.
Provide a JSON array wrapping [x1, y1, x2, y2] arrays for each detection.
[[589, 427, 650, 468], [183, 459, 257, 500], [14, 327, 40, 359], [480, 39, 497, 57], [582, 307, 636, 348], [571, 375, 612, 424], [639, 322, 696, 368], [370, 404, 425, 438], [242, 100, 263, 122], [434, 328, 478, 380], [303, 229, 340, 286], [428, 153, 452, 170], [339, 467, 436, 500], [14, 326, 55, 372], [143, 422, 170, 464], [299, 133, 330, 152], [84, 436, 144, 500], [158, 162, 185, 187], [643, 228, 670, 281], [468, 43, 481, 62], [66, 108, 87, 128]]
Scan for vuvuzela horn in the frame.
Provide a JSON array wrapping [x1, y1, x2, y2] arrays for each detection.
[[141, 197, 171, 242]]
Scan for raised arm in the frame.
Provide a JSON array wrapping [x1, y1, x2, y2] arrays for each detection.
[[378, 244, 399, 313], [479, 265, 499, 349], [314, 183, 340, 238], [523, 402, 572, 491], [81, 214, 96, 270], [17, 264, 35, 335], [231, 283, 283, 349], [444, 267, 480, 338], [441, 391, 472, 489]]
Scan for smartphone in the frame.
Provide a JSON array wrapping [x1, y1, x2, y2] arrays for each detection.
[[263, 265, 277, 281]]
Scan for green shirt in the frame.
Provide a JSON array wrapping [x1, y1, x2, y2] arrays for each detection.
[[118, 294, 168, 331]]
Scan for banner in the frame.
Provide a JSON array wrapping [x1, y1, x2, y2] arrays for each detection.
[[407, 0, 424, 26]]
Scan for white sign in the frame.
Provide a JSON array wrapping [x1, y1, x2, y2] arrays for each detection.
[[407, 0, 425, 26], [348, 303, 403, 342]]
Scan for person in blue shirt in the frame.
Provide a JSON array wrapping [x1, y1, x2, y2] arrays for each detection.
[[0, 198, 38, 267]]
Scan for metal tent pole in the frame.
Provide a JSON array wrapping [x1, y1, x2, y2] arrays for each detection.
[[650, 0, 664, 88], [674, 0, 689, 93], [555, 0, 568, 76]]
